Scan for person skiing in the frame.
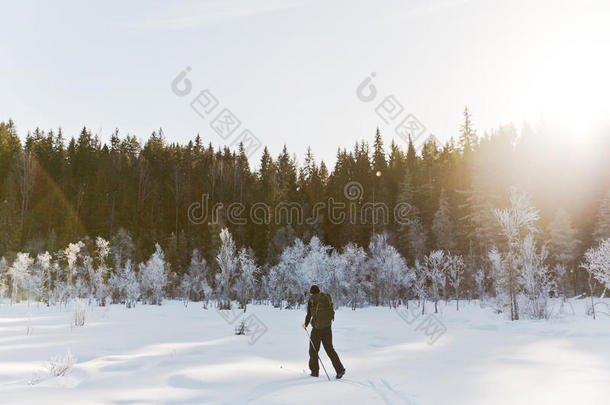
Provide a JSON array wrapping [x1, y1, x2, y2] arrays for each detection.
[[302, 285, 346, 379]]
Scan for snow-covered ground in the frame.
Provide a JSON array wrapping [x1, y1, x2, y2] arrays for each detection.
[[1, 299, 610, 405]]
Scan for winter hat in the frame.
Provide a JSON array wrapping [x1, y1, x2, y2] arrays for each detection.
[[310, 285, 320, 294]]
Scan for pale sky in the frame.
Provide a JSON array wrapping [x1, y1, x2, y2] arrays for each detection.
[[1, 0, 609, 166]]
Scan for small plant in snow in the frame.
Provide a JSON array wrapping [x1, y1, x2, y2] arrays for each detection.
[[235, 318, 248, 335], [73, 298, 87, 327], [47, 350, 75, 377], [27, 371, 43, 385], [26, 312, 33, 336]]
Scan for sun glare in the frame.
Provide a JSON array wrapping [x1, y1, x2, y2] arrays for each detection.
[[517, 24, 610, 138]]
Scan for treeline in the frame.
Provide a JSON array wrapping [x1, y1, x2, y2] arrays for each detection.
[[0, 108, 609, 298]]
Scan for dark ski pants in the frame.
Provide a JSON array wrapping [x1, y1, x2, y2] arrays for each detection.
[[308, 326, 344, 374]]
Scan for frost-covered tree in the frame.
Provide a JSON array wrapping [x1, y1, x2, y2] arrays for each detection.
[[493, 188, 540, 320], [447, 254, 465, 310], [216, 228, 237, 309], [109, 259, 140, 307], [367, 234, 409, 307], [473, 268, 486, 301], [593, 190, 610, 243], [335, 243, 368, 309], [8, 253, 34, 303], [266, 239, 307, 308], [88, 237, 111, 305], [234, 247, 258, 310], [413, 260, 429, 314], [36, 252, 52, 305], [582, 239, 610, 288], [422, 250, 449, 313], [64, 241, 84, 287], [581, 239, 610, 319], [517, 234, 551, 319], [432, 189, 456, 252], [301, 236, 332, 293], [138, 244, 168, 305], [488, 246, 506, 307], [179, 249, 212, 305], [0, 257, 8, 298]]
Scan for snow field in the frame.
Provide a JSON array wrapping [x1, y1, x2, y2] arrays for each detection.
[[1, 299, 610, 405]]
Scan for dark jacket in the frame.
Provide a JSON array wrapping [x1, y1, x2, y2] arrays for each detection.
[[305, 292, 335, 329]]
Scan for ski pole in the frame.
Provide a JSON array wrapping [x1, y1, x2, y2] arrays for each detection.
[[303, 326, 331, 381]]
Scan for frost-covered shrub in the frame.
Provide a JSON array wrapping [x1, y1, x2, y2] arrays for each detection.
[[179, 249, 213, 307], [518, 234, 552, 319], [47, 350, 75, 377], [109, 259, 140, 308], [582, 239, 610, 289], [581, 239, 610, 320]]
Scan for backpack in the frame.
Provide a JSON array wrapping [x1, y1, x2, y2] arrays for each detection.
[[311, 292, 334, 329]]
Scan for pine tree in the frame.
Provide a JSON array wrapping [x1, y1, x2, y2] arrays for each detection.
[[459, 106, 477, 154], [547, 208, 580, 295], [432, 189, 456, 252], [593, 190, 610, 243]]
